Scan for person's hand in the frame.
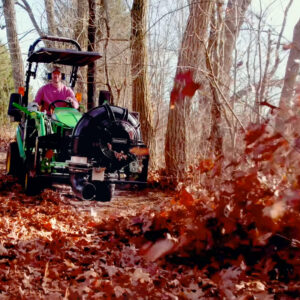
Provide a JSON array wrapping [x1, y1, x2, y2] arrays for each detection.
[[66, 97, 79, 109]]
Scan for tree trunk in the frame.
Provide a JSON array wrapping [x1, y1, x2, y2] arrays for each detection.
[[223, 0, 251, 94], [206, 3, 223, 158], [208, 0, 251, 156], [2, 0, 24, 91], [165, 0, 213, 181], [44, 0, 56, 36], [101, 0, 114, 105], [130, 0, 153, 151], [74, 0, 88, 108], [87, 0, 97, 110], [276, 18, 300, 128]]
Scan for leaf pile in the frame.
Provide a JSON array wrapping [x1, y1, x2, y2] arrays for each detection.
[[108, 118, 300, 298], [1, 108, 300, 298], [0, 178, 222, 299]]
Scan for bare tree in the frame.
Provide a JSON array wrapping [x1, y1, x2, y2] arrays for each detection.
[[74, 0, 88, 107], [2, 0, 24, 91], [206, 0, 251, 156], [44, 0, 56, 36], [276, 18, 300, 127], [17, 0, 43, 36], [222, 0, 252, 99], [87, 0, 97, 109], [232, 0, 293, 125], [130, 0, 153, 150], [165, 0, 213, 181]]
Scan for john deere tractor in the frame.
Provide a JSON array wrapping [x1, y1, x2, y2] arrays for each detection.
[[6, 36, 149, 201]]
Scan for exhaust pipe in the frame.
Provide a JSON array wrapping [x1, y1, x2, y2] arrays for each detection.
[[70, 174, 96, 200]]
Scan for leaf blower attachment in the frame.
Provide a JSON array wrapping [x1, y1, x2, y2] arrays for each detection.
[[69, 104, 148, 200]]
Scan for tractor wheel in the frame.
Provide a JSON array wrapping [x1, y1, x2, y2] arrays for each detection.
[[23, 155, 42, 196], [94, 182, 114, 202], [6, 142, 23, 179], [24, 169, 41, 196]]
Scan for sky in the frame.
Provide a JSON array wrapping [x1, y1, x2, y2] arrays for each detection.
[[251, 0, 300, 40]]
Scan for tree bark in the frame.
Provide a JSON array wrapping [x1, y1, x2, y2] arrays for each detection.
[[223, 0, 251, 87], [277, 18, 300, 127], [44, 0, 56, 36], [130, 0, 153, 150], [74, 0, 88, 108], [165, 0, 213, 181], [101, 0, 114, 104], [2, 0, 24, 91], [87, 0, 97, 109], [208, 0, 251, 156]]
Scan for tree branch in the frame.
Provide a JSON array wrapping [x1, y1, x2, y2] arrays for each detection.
[[18, 0, 43, 37]]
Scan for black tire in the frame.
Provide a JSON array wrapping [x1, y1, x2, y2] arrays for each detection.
[[23, 169, 41, 196], [6, 142, 23, 178], [23, 156, 42, 196], [94, 182, 114, 202]]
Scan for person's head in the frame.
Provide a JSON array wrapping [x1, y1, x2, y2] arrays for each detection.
[[51, 66, 62, 84]]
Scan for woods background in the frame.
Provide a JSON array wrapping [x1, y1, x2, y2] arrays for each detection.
[[0, 0, 300, 182]]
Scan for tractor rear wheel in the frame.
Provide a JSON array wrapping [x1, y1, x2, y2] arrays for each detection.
[[6, 142, 23, 179], [23, 157, 41, 196], [24, 169, 41, 196]]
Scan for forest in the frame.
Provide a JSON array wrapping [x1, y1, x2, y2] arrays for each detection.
[[0, 0, 299, 298]]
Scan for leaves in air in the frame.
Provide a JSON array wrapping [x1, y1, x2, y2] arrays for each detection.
[[170, 70, 202, 108]]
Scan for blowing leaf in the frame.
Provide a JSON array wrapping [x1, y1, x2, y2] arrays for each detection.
[[170, 70, 202, 108], [244, 123, 268, 145]]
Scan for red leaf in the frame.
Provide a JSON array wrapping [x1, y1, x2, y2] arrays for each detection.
[[282, 43, 294, 50], [197, 159, 215, 173], [249, 135, 288, 161], [244, 123, 268, 145], [170, 70, 201, 108], [282, 189, 300, 209], [295, 137, 300, 151], [260, 101, 279, 112], [178, 188, 194, 208], [143, 237, 175, 261]]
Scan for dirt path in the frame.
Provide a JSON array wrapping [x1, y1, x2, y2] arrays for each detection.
[[0, 149, 172, 218]]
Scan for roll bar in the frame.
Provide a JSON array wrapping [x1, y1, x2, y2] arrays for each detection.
[[28, 36, 81, 56], [23, 36, 82, 107]]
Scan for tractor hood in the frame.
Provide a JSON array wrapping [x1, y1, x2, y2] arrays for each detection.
[[52, 107, 82, 128]]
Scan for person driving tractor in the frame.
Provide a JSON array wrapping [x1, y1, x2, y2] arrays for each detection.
[[34, 66, 79, 113]]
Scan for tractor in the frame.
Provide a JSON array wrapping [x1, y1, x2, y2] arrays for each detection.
[[6, 36, 149, 202]]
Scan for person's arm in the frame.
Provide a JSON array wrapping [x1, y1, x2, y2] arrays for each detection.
[[65, 88, 79, 109]]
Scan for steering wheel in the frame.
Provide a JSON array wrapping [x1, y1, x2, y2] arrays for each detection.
[[48, 99, 73, 112]]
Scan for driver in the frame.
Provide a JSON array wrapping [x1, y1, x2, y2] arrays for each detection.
[[34, 66, 79, 113]]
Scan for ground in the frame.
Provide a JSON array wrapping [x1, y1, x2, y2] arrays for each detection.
[[0, 135, 299, 299]]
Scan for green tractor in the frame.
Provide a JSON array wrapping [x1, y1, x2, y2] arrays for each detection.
[[6, 36, 149, 201]]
